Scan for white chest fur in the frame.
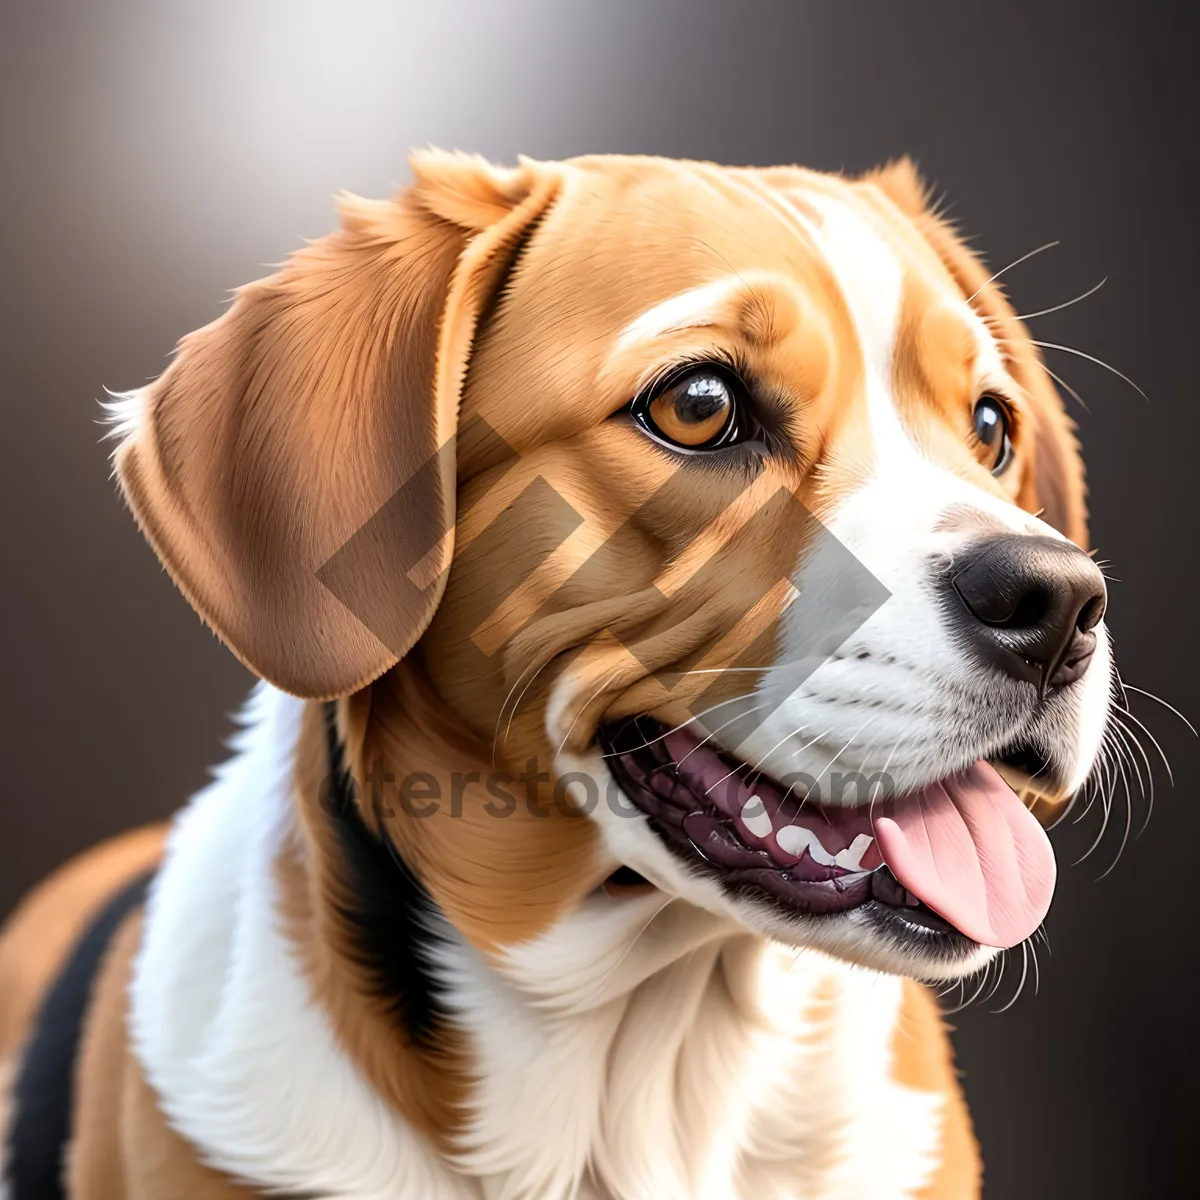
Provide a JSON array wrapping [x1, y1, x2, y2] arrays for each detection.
[[128, 685, 942, 1199], [437, 904, 943, 1200]]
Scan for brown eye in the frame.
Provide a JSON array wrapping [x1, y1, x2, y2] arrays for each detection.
[[973, 395, 1013, 475], [634, 367, 741, 450]]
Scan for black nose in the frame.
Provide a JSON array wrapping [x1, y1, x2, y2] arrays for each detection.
[[951, 535, 1107, 693]]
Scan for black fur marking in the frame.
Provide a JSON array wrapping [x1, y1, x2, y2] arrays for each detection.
[[322, 701, 447, 1047], [4, 870, 155, 1200]]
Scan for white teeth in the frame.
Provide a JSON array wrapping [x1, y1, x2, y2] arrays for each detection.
[[775, 826, 875, 870], [904, 890, 922, 908], [833, 833, 875, 871], [774, 825, 839, 866], [739, 797, 774, 840]]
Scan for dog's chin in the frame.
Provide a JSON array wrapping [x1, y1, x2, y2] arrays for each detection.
[[589, 716, 1080, 983], [721, 887, 998, 982]]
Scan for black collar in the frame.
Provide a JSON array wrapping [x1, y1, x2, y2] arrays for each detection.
[[320, 701, 447, 1046]]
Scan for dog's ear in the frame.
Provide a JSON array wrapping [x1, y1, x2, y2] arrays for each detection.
[[114, 151, 559, 698], [866, 158, 1089, 548]]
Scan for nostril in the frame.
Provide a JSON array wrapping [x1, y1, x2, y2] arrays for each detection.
[[952, 575, 1049, 629], [1008, 588, 1049, 629], [1076, 593, 1105, 633]]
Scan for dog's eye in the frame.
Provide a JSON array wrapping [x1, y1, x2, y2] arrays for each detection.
[[633, 367, 744, 450], [973, 395, 1013, 475]]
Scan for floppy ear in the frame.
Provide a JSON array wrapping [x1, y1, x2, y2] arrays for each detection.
[[867, 158, 1089, 548], [113, 151, 559, 698]]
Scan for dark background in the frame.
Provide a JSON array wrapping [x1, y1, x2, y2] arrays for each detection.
[[2, 2, 1196, 1194]]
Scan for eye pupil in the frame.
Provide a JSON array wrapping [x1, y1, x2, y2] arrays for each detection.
[[973, 395, 1012, 474], [639, 368, 740, 449], [679, 377, 729, 424], [975, 404, 999, 442]]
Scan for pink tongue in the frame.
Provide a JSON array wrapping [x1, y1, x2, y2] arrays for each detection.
[[873, 762, 1056, 949]]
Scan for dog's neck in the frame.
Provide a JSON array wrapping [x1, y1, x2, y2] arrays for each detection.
[[127, 683, 943, 1200]]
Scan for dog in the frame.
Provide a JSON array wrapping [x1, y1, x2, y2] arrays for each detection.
[[0, 151, 1112, 1199]]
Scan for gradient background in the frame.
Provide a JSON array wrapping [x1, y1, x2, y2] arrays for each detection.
[[2, 2, 1196, 1195]]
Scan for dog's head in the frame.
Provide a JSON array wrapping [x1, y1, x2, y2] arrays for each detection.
[[114, 152, 1111, 982]]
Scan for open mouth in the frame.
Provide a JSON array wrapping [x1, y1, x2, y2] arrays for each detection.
[[599, 717, 1057, 952]]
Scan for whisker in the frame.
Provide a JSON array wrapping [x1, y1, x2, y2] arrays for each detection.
[[982, 951, 1008, 1007], [867, 738, 903, 844], [597, 689, 764, 759], [497, 655, 557, 757], [1097, 778, 1134, 882], [555, 674, 621, 756], [502, 657, 804, 762], [715, 725, 830, 800], [824, 728, 887, 800], [967, 241, 1060, 302], [677, 702, 772, 769], [806, 721, 871, 792], [1016, 277, 1107, 321], [993, 942, 1030, 1013], [1121, 683, 1197, 737], [1038, 361, 1091, 414], [1094, 738, 1135, 879], [1076, 739, 1121, 864], [742, 718, 814, 792], [1112, 664, 1131, 711], [943, 957, 994, 1015], [938, 978, 966, 1012], [937, 977, 963, 1005], [1112, 718, 1151, 830], [1011, 338, 1149, 402], [1113, 702, 1174, 835], [1111, 715, 1151, 805]]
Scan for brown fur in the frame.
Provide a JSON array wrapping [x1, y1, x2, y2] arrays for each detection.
[[891, 979, 984, 1199]]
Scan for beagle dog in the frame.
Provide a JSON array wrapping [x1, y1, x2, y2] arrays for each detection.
[[0, 151, 1111, 1199]]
